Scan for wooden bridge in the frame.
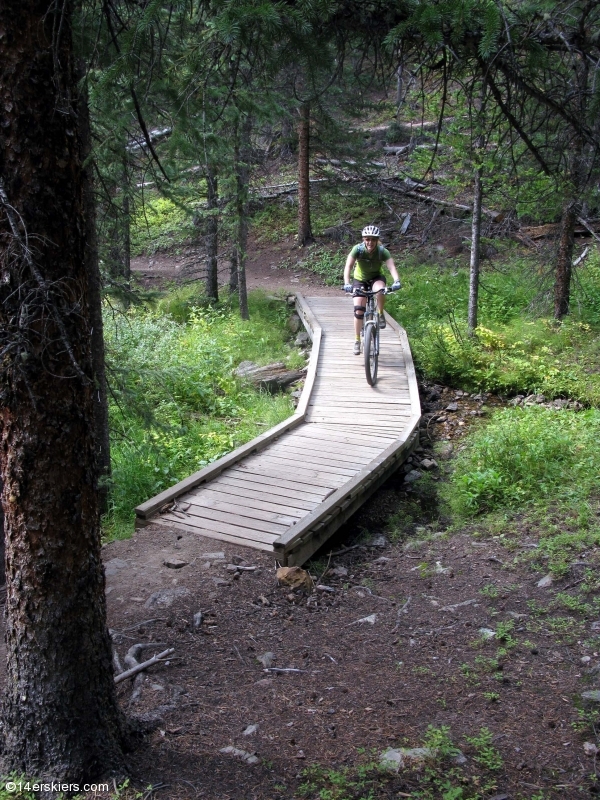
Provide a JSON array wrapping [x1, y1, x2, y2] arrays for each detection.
[[135, 296, 421, 566]]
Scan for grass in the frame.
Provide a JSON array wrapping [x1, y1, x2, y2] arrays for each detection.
[[103, 290, 301, 538]]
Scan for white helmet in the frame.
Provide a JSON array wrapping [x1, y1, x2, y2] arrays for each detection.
[[362, 225, 380, 238]]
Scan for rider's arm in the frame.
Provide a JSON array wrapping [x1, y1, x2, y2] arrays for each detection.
[[344, 254, 356, 285], [385, 257, 400, 283]]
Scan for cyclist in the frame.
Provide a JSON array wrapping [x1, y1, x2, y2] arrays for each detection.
[[343, 225, 401, 354]]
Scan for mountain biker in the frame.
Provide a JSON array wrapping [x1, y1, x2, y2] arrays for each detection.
[[343, 225, 401, 355]]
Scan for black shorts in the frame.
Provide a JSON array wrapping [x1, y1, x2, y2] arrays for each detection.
[[352, 276, 386, 291]]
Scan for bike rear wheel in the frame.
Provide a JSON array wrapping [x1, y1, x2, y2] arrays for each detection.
[[364, 322, 379, 386]]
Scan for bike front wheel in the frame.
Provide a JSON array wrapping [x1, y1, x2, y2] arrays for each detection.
[[364, 322, 379, 386]]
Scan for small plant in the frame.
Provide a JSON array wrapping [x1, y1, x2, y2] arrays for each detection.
[[483, 691, 500, 702], [479, 584, 499, 599], [465, 727, 503, 771]]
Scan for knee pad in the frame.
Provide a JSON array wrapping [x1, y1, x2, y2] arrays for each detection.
[[353, 306, 365, 319]]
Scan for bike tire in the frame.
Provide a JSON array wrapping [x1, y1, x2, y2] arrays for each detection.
[[364, 322, 379, 386]]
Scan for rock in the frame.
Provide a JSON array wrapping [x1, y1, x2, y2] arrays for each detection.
[[193, 611, 203, 629], [582, 690, 600, 703], [509, 395, 524, 406], [537, 574, 553, 588], [355, 614, 377, 625], [329, 566, 348, 578], [286, 295, 296, 306], [435, 561, 453, 576], [231, 555, 247, 565], [276, 566, 313, 590], [316, 584, 335, 593], [257, 652, 275, 668], [479, 628, 496, 640], [144, 587, 190, 608], [243, 724, 259, 736], [212, 577, 229, 587], [404, 470, 423, 483], [288, 313, 302, 333], [420, 458, 438, 470], [104, 558, 129, 577], [369, 534, 388, 547], [380, 747, 433, 772], [295, 331, 310, 347], [446, 402, 458, 412], [201, 551, 225, 560], [163, 558, 188, 570], [219, 746, 259, 766], [591, 621, 600, 631], [583, 742, 598, 756]]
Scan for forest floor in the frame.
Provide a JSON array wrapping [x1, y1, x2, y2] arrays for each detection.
[[81, 233, 600, 800]]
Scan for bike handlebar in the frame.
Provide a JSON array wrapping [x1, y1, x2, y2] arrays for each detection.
[[344, 287, 397, 297]]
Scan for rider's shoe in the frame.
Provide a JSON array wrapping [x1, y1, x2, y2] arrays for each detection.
[[378, 313, 386, 329], [353, 340, 361, 355]]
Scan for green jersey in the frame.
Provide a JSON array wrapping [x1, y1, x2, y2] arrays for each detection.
[[350, 243, 391, 281]]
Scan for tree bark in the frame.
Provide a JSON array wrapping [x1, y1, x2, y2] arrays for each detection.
[[554, 199, 578, 319], [0, 0, 125, 780], [229, 246, 239, 295], [77, 66, 111, 515], [468, 166, 483, 334], [297, 102, 314, 247], [234, 114, 252, 320], [205, 168, 219, 303]]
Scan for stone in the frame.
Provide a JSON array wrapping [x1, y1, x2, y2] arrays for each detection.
[[435, 561, 453, 576], [329, 566, 348, 578], [404, 470, 423, 483], [288, 313, 302, 333], [479, 628, 496, 640], [582, 690, 600, 703], [276, 566, 313, 590], [144, 587, 190, 609], [537, 574, 553, 588], [212, 577, 229, 587], [584, 742, 599, 756], [420, 458, 438, 470], [295, 331, 310, 347], [164, 558, 188, 570], [219, 746, 259, 766], [369, 534, 388, 547], [243, 724, 259, 736], [104, 558, 129, 577], [201, 552, 225, 560], [379, 747, 434, 772], [257, 652, 275, 668], [193, 611, 203, 629], [446, 402, 458, 412]]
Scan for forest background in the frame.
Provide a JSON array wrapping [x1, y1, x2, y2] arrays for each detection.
[[3, 0, 600, 795]]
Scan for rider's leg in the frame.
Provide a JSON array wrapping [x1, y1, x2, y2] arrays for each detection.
[[353, 300, 366, 338], [373, 278, 386, 313]]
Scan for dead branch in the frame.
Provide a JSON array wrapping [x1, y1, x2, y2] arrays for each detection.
[[115, 647, 175, 684]]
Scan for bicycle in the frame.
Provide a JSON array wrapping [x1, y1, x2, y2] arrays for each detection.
[[345, 286, 397, 386]]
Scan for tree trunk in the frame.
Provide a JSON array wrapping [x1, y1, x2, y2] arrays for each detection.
[[77, 66, 111, 515], [206, 168, 219, 303], [297, 102, 314, 247], [554, 200, 578, 319], [468, 166, 483, 334], [234, 114, 252, 320], [229, 246, 239, 295], [0, 0, 125, 780]]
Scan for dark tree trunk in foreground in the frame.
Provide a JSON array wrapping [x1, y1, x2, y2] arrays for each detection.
[[297, 103, 314, 246], [0, 0, 125, 780], [554, 199, 578, 319], [234, 114, 252, 320], [468, 166, 483, 335], [206, 168, 219, 303]]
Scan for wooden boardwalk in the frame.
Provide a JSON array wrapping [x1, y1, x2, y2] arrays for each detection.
[[135, 295, 421, 565]]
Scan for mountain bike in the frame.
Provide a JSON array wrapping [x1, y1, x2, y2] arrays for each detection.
[[351, 287, 397, 387]]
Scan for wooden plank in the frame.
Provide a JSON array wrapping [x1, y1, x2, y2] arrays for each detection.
[[230, 463, 346, 490], [185, 492, 302, 524], [160, 511, 279, 544], [308, 397, 412, 406], [241, 452, 359, 478], [152, 517, 276, 551], [193, 481, 317, 511], [214, 473, 328, 504], [294, 294, 322, 417], [265, 441, 373, 466], [173, 502, 290, 534], [296, 424, 395, 448]]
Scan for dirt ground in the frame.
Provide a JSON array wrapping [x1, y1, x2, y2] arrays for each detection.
[[84, 243, 600, 800]]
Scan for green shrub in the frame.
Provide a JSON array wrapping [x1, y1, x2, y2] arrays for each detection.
[[448, 407, 600, 515]]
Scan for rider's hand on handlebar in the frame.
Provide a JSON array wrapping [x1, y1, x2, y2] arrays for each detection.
[[390, 280, 402, 291], [343, 284, 354, 293]]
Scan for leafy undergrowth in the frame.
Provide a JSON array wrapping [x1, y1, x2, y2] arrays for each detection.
[[103, 290, 301, 539], [384, 251, 600, 406]]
